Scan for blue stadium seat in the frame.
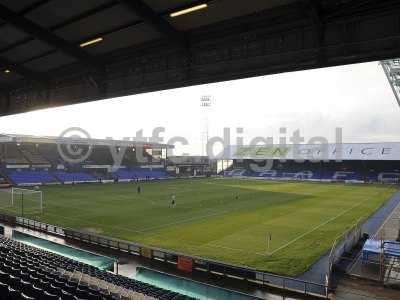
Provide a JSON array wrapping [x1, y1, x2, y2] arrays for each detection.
[[112, 168, 168, 181], [7, 170, 57, 185], [0, 236, 194, 300], [53, 171, 96, 183]]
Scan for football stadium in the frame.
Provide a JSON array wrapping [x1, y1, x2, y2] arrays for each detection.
[[0, 1, 400, 300], [0, 135, 400, 299]]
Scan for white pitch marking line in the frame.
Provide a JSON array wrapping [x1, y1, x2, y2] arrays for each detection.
[[201, 190, 383, 256], [140, 193, 282, 235], [198, 188, 385, 257], [206, 242, 268, 257], [268, 198, 371, 256]]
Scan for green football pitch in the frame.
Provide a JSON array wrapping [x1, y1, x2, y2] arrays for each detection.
[[0, 179, 396, 276]]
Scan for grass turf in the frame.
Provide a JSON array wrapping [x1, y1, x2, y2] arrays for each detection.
[[0, 178, 396, 276]]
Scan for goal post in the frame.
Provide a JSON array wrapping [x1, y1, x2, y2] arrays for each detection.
[[10, 187, 43, 216]]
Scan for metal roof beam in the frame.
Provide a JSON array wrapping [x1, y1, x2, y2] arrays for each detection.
[[119, 0, 187, 48], [0, 1, 119, 54], [0, 0, 53, 27], [0, 3, 103, 71]]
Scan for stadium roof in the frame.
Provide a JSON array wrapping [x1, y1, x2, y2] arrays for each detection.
[[0, 0, 399, 115], [0, 133, 173, 149]]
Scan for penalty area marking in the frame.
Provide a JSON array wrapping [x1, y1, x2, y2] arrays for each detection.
[[205, 242, 269, 257], [268, 192, 383, 256], [204, 192, 382, 258]]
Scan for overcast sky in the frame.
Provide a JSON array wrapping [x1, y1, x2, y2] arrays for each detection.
[[0, 61, 399, 156]]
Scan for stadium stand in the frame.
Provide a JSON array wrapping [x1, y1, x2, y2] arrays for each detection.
[[141, 151, 154, 165], [223, 159, 400, 183], [0, 235, 191, 299], [3, 168, 168, 186], [112, 169, 168, 181], [6, 170, 58, 186], [53, 171, 97, 184], [0, 135, 171, 187], [0, 174, 10, 187], [1, 145, 29, 165], [121, 149, 138, 166], [87, 170, 112, 181], [85, 146, 114, 165], [37, 145, 63, 165], [167, 156, 210, 177], [223, 168, 372, 182], [19, 145, 50, 165], [120, 148, 157, 166]]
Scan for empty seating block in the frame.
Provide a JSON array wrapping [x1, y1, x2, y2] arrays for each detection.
[[0, 236, 192, 300], [112, 169, 168, 181], [7, 170, 57, 186], [223, 168, 364, 181], [53, 172, 96, 184]]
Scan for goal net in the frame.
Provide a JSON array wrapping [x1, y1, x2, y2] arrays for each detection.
[[0, 187, 43, 216]]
